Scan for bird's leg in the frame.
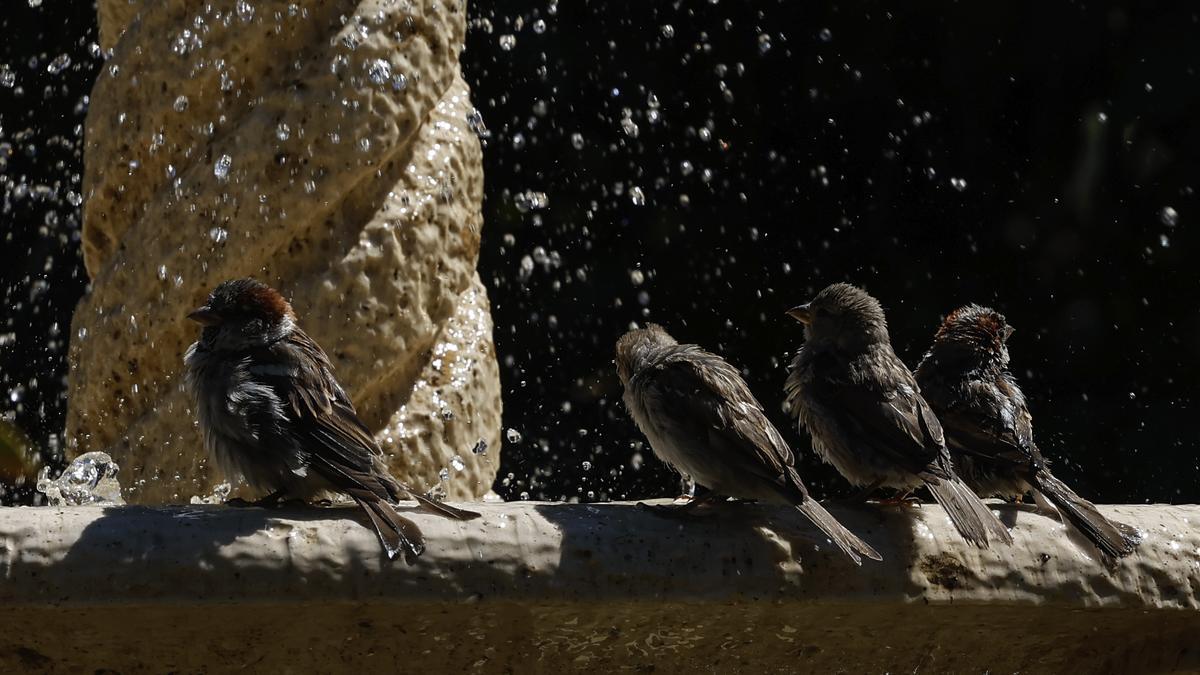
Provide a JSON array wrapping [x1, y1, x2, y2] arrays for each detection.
[[639, 485, 721, 517], [224, 490, 293, 508], [876, 490, 922, 507], [675, 476, 697, 504], [835, 478, 885, 505], [254, 490, 290, 507]]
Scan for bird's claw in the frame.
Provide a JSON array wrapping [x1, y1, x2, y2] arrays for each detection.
[[875, 494, 922, 507], [637, 500, 704, 518]]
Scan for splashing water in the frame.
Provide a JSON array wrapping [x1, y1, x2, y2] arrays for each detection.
[[36, 451, 125, 506]]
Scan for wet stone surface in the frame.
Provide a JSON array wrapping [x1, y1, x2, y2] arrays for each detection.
[[0, 501, 1197, 671]]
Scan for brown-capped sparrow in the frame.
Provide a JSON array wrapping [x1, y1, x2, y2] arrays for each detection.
[[914, 304, 1139, 559], [184, 278, 479, 562]]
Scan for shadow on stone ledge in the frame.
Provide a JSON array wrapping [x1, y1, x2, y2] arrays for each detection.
[[0, 501, 1197, 672]]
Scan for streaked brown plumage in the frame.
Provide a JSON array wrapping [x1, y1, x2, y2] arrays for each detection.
[[784, 283, 1012, 549], [616, 324, 881, 565], [915, 304, 1139, 559], [184, 278, 479, 562]]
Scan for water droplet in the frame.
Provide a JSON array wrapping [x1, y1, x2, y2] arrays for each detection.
[[532, 19, 546, 34], [391, 73, 407, 91], [366, 58, 391, 85], [581, 460, 592, 471], [46, 54, 71, 74], [276, 122, 290, 141], [213, 154, 232, 180], [513, 190, 548, 212], [0, 68, 16, 88], [819, 27, 833, 42], [1097, 112, 1108, 123], [173, 95, 189, 112], [570, 132, 585, 150], [506, 428, 523, 443], [949, 177, 968, 191], [620, 115, 639, 138], [171, 29, 202, 56], [450, 455, 466, 472], [236, 0, 254, 22], [471, 439, 488, 455], [661, 24, 675, 38], [629, 269, 644, 286], [757, 33, 772, 54], [1160, 206, 1178, 227], [209, 227, 228, 243], [438, 467, 450, 481], [466, 108, 490, 140], [1159, 233, 1170, 248], [499, 34, 516, 50], [629, 186, 646, 206]]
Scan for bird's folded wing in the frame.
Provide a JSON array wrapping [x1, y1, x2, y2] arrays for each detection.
[[253, 331, 392, 496], [937, 385, 1042, 470], [808, 359, 947, 478], [642, 347, 802, 493]]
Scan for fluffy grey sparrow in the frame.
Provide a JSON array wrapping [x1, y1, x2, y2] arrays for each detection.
[[784, 283, 1012, 548], [616, 324, 881, 565], [184, 278, 480, 561], [914, 304, 1138, 559]]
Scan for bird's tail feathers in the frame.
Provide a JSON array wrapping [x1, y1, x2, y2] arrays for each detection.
[[927, 474, 1013, 548], [410, 489, 482, 521], [796, 499, 883, 565], [1032, 471, 1139, 559], [352, 493, 426, 562], [381, 474, 482, 521]]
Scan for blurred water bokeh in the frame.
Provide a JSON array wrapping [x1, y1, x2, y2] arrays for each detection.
[[2, 1, 1197, 505]]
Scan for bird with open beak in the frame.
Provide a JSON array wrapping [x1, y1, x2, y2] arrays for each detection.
[[183, 278, 480, 562], [915, 304, 1139, 560], [616, 323, 881, 565], [784, 283, 1012, 549]]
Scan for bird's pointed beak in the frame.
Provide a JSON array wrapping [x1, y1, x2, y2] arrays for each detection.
[[187, 306, 221, 326], [787, 303, 813, 325]]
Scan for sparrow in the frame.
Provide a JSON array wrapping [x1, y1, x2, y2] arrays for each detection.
[[183, 278, 480, 562], [784, 283, 1012, 549], [914, 304, 1139, 559], [616, 324, 881, 565]]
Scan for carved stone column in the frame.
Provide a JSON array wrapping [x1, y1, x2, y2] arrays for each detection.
[[67, 0, 501, 503]]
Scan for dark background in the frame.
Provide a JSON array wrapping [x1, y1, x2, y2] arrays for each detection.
[[2, 2, 1197, 505]]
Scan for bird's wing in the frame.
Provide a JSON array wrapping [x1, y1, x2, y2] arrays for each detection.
[[639, 346, 806, 497], [252, 330, 396, 500], [808, 352, 948, 479], [936, 377, 1043, 471]]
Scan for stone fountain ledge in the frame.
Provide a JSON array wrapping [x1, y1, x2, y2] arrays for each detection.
[[0, 502, 1197, 673]]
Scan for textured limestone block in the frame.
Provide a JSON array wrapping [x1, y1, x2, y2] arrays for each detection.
[[0, 503, 1198, 672], [67, 0, 500, 503]]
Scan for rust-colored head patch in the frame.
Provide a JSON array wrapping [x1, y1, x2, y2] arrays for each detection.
[[935, 304, 1012, 354], [199, 278, 295, 324]]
